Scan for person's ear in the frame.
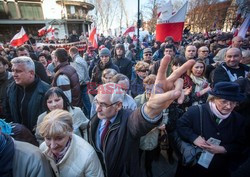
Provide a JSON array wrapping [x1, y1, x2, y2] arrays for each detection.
[[116, 102, 123, 111], [4, 64, 8, 70]]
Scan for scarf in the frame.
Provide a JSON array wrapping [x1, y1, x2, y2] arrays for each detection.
[[52, 138, 71, 164], [0, 133, 15, 177], [209, 101, 231, 120], [190, 74, 208, 92]]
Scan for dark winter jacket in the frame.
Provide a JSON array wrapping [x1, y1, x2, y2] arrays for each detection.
[[177, 103, 246, 175], [91, 59, 119, 85], [88, 108, 162, 177], [112, 57, 133, 80], [5, 78, 50, 132]]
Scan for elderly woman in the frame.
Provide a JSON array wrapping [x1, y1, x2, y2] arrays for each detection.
[[36, 87, 89, 144], [176, 82, 246, 177], [38, 109, 104, 177]]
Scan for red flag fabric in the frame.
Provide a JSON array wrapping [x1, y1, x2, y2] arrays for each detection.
[[38, 26, 46, 37], [10, 27, 29, 46], [156, 1, 188, 42], [123, 26, 135, 36], [47, 25, 55, 33], [89, 27, 98, 49]]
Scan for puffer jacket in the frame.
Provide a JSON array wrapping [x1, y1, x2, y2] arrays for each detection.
[[40, 134, 104, 177], [36, 106, 89, 144]]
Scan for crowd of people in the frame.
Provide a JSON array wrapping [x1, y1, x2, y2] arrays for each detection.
[[0, 30, 250, 177]]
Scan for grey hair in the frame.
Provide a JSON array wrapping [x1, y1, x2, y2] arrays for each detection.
[[97, 83, 124, 103], [11, 56, 35, 72], [102, 68, 118, 78]]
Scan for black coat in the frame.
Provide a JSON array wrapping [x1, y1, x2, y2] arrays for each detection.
[[176, 103, 246, 177], [5, 78, 50, 132], [88, 108, 161, 177], [112, 57, 133, 80]]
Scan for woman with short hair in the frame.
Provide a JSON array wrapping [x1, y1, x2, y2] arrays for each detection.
[[38, 109, 104, 177]]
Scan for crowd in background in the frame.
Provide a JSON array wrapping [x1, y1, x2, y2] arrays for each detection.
[[0, 29, 250, 177]]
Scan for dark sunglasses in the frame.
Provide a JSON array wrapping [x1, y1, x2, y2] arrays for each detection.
[[144, 53, 152, 56]]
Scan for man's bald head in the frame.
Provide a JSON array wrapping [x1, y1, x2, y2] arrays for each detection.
[[232, 36, 243, 48]]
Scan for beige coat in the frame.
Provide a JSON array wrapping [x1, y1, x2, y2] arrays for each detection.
[[13, 140, 54, 177], [36, 106, 89, 144], [40, 134, 104, 177]]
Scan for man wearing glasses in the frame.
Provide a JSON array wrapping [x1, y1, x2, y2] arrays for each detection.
[[88, 55, 195, 177]]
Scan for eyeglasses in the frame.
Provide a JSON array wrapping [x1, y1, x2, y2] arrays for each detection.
[[138, 70, 148, 73], [94, 99, 119, 109], [217, 99, 237, 107], [144, 53, 152, 56], [201, 51, 209, 53]]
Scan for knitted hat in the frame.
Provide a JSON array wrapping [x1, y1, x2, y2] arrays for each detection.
[[99, 48, 111, 57], [209, 82, 245, 102]]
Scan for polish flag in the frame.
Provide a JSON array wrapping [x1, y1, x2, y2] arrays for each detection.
[[237, 13, 250, 38], [123, 26, 135, 36], [156, 1, 188, 42], [157, 0, 173, 20], [38, 26, 47, 37], [47, 25, 55, 34], [89, 27, 98, 49], [10, 27, 29, 46]]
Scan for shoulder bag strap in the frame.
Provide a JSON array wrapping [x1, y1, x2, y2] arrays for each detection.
[[198, 105, 203, 137]]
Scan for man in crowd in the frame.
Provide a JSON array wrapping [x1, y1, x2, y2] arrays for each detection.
[[197, 46, 215, 79], [112, 44, 133, 80], [88, 55, 195, 177], [212, 47, 249, 85], [16, 46, 50, 83], [69, 46, 91, 117], [69, 30, 79, 43], [0, 128, 53, 177], [52, 48, 81, 107], [185, 44, 197, 60], [5, 57, 50, 132], [213, 36, 244, 63], [0, 56, 13, 118], [150, 44, 176, 76]]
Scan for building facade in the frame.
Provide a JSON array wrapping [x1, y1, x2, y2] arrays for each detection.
[[0, 0, 94, 42]]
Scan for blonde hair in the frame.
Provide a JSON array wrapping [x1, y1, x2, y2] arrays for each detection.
[[38, 109, 73, 138], [135, 61, 149, 71]]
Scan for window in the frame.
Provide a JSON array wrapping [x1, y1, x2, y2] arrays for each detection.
[[19, 3, 43, 20], [7, 2, 18, 19]]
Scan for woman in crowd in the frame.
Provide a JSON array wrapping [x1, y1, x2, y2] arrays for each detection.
[[131, 61, 149, 98], [101, 68, 118, 84], [176, 82, 246, 177], [36, 87, 89, 144], [38, 109, 104, 177], [188, 59, 211, 105]]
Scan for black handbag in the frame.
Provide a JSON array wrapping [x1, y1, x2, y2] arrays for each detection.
[[171, 105, 203, 167]]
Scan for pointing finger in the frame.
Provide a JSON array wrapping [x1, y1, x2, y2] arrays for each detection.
[[156, 55, 171, 82]]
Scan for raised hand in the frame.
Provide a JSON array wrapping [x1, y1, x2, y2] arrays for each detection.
[[144, 55, 195, 118]]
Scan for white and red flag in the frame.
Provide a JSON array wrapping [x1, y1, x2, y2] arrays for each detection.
[[156, 1, 188, 42], [38, 26, 47, 37], [123, 26, 135, 36], [89, 27, 98, 49], [10, 27, 29, 46], [237, 13, 250, 38], [47, 25, 55, 34], [157, 0, 173, 20]]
